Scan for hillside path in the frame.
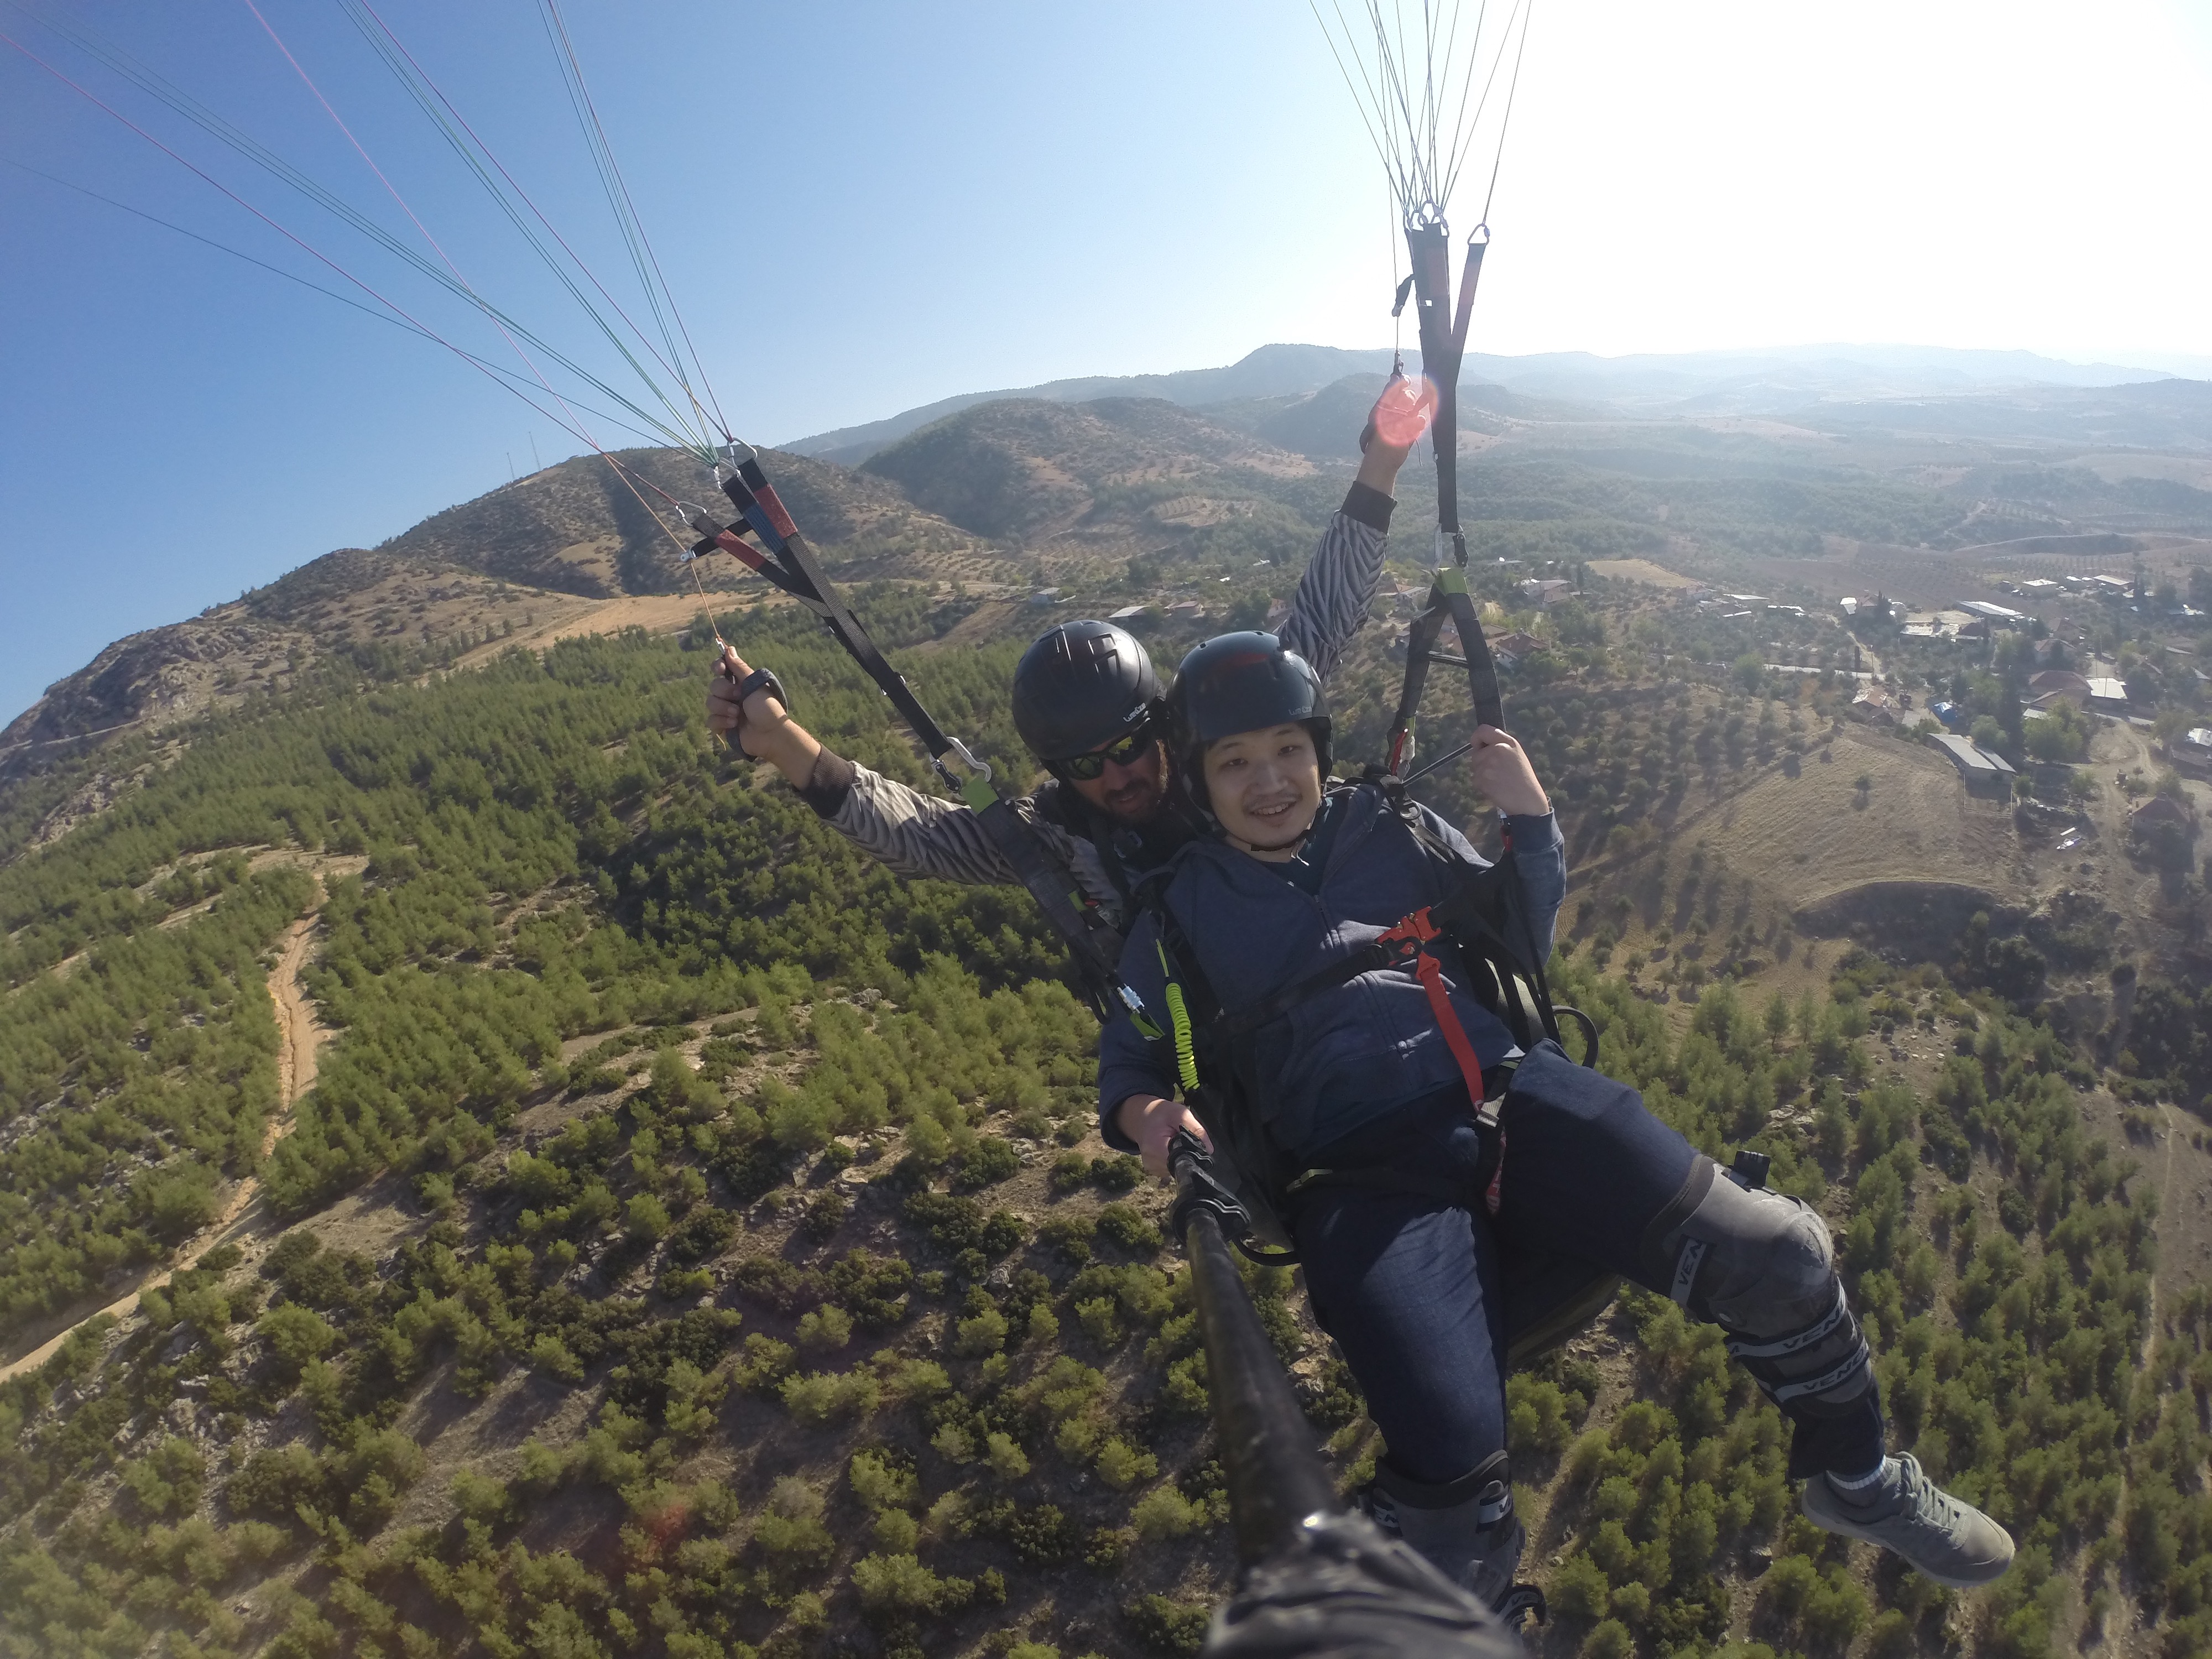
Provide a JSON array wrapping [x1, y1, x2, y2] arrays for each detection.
[[0, 906, 328, 1384]]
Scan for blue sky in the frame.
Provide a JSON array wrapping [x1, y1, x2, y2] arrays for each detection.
[[4, 0, 2211, 724]]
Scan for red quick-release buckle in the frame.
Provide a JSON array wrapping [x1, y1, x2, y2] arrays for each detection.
[[1376, 906, 1441, 950]]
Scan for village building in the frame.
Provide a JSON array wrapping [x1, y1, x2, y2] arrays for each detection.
[[1930, 732, 2016, 795], [2173, 729, 2212, 778], [2131, 795, 2192, 832], [2028, 669, 2092, 701], [1488, 630, 1547, 668], [1851, 685, 1902, 724]]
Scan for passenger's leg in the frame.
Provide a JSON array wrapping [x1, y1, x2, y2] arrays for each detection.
[[1294, 1132, 1522, 1605], [1491, 1042, 2012, 1585]]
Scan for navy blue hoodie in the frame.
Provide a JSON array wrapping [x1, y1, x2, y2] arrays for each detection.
[[1097, 784, 1566, 1164]]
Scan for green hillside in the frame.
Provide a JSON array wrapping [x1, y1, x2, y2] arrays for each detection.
[[7, 393, 2212, 1658]]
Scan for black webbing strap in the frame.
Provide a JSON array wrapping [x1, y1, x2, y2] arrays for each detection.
[[1385, 566, 1505, 776], [967, 797, 1128, 1008], [1405, 223, 1489, 562], [700, 446, 1125, 1016], [1389, 220, 1499, 781], [716, 458, 961, 760]]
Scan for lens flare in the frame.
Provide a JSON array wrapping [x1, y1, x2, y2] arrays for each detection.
[[1373, 374, 1439, 450]]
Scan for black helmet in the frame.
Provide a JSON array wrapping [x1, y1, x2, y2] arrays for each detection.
[[1169, 632, 1332, 784], [1011, 620, 1161, 762]]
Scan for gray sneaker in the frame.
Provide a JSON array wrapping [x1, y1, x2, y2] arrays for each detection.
[[1801, 1454, 2015, 1587]]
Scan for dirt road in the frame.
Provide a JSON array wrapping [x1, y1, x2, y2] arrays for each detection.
[[0, 910, 328, 1383]]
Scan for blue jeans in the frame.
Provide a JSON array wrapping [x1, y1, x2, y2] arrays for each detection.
[[1295, 1041, 1885, 1485]]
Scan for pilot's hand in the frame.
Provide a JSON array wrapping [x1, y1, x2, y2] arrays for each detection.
[[1117, 1094, 1211, 1180], [1467, 725, 1550, 817], [707, 645, 786, 757]]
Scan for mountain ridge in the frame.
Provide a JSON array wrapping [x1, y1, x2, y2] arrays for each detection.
[[783, 341, 2186, 465]]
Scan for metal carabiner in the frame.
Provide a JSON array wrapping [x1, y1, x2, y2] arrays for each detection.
[[932, 735, 997, 807]]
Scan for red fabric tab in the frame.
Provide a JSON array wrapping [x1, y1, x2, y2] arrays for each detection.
[[1411, 947, 1487, 1115], [753, 483, 800, 541], [716, 530, 768, 571]]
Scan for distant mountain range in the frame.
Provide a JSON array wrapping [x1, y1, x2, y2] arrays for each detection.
[[12, 340, 2210, 764], [784, 342, 2193, 465]]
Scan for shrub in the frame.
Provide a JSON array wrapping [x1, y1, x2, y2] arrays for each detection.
[[795, 1306, 854, 1351], [1095, 1203, 1162, 1254], [123, 1436, 207, 1520], [886, 1357, 951, 1402], [1548, 1551, 1609, 1619], [1124, 1593, 1209, 1656], [450, 1468, 512, 1526], [953, 1135, 1022, 1190], [852, 1551, 964, 1616], [1090, 1155, 1144, 1193], [780, 1368, 879, 1426], [1162, 1352, 1208, 1416], [799, 1188, 848, 1240], [1130, 1485, 1202, 1541], [822, 1249, 914, 1329], [255, 1302, 336, 1379], [667, 1206, 737, 1264], [1076, 1297, 1123, 1349], [1037, 1214, 1097, 1265], [1000, 1503, 1079, 1566], [230, 1443, 325, 1522], [847, 1449, 919, 1513], [734, 1334, 795, 1394], [753, 1478, 834, 1569], [1093, 1438, 1159, 1490], [954, 1307, 1010, 1356], [529, 1333, 585, 1382], [731, 1256, 820, 1314], [1086, 1525, 1131, 1572], [657, 1266, 713, 1300], [623, 1192, 672, 1243]]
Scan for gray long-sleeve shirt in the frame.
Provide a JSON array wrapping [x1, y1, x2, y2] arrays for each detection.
[[795, 482, 1396, 930]]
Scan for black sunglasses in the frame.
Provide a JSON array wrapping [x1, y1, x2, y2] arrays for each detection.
[[1053, 724, 1157, 781]]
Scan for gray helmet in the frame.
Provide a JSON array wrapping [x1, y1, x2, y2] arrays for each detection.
[[1169, 631, 1332, 786], [1011, 620, 1161, 763]]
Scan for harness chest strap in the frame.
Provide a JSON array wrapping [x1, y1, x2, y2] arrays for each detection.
[[1376, 909, 1491, 1115], [1380, 910, 1507, 1217], [1154, 901, 1509, 1216]]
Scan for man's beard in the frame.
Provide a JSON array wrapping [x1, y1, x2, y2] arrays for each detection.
[[1100, 773, 1167, 825]]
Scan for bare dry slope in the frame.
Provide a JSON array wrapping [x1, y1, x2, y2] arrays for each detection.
[[1680, 728, 2029, 910]]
